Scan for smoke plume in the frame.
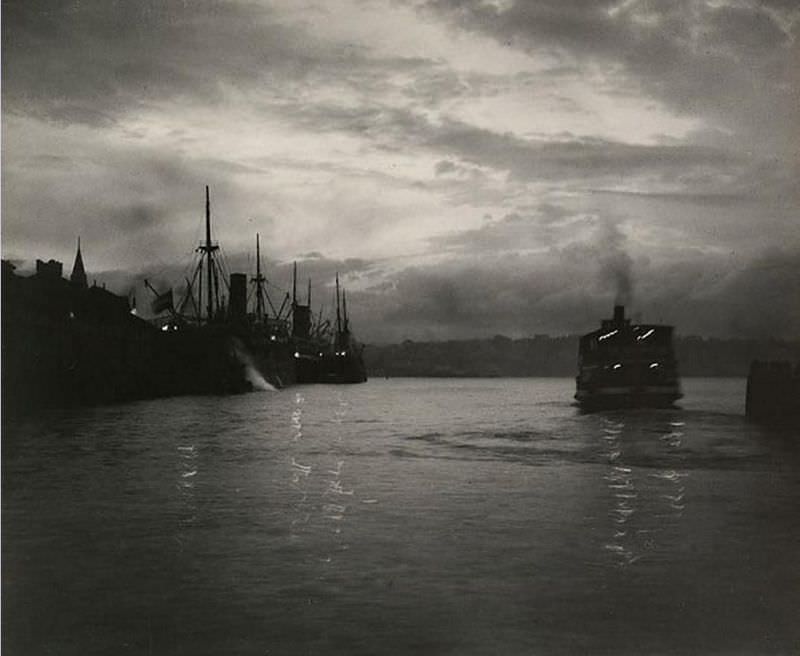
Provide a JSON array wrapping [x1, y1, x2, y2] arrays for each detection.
[[598, 220, 634, 307]]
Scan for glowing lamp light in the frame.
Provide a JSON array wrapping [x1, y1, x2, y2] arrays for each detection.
[[649, 362, 659, 369], [612, 363, 622, 370], [637, 329, 655, 341], [270, 335, 277, 342], [294, 351, 300, 358]]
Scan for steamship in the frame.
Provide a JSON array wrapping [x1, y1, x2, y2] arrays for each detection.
[[149, 186, 296, 392], [2, 186, 367, 410], [150, 186, 366, 391], [318, 273, 367, 384], [575, 305, 682, 408]]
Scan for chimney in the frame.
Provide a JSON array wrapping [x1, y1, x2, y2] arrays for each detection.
[[228, 273, 247, 321], [614, 305, 625, 325]]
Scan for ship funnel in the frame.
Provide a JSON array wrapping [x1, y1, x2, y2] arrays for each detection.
[[614, 305, 625, 324], [229, 273, 247, 321]]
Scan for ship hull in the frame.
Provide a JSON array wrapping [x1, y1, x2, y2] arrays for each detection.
[[152, 325, 294, 396], [575, 386, 682, 409], [319, 352, 368, 384], [294, 354, 322, 384]]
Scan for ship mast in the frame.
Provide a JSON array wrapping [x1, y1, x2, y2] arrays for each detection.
[[206, 186, 213, 319], [252, 233, 266, 321], [197, 185, 220, 322], [292, 261, 298, 308], [342, 288, 349, 333], [335, 272, 342, 337]]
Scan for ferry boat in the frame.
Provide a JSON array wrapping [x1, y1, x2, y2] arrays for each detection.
[[575, 305, 682, 408]]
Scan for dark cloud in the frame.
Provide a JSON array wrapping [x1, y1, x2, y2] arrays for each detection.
[[106, 202, 166, 231], [277, 100, 741, 183], [717, 249, 800, 338], [4, 0, 258, 124], [435, 160, 458, 176], [431, 204, 594, 252], [706, 4, 790, 56], [3, 0, 798, 343], [352, 245, 800, 343], [588, 188, 751, 208], [2, 0, 438, 126], [401, 65, 471, 106], [0, 122, 250, 270], [426, 122, 740, 182], [420, 0, 799, 157]]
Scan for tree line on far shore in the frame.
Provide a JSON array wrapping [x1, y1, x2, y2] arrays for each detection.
[[363, 335, 800, 378]]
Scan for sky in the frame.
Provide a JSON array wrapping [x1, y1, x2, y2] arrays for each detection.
[[3, 0, 799, 342]]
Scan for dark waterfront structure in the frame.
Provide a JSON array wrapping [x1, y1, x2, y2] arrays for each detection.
[[745, 360, 800, 424], [2, 252, 158, 410], [575, 305, 682, 408], [2, 187, 368, 411]]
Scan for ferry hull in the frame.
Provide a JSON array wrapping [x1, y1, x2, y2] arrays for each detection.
[[575, 386, 682, 409]]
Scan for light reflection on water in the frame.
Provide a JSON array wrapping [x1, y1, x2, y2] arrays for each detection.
[[176, 442, 198, 549], [3, 378, 799, 655], [599, 416, 692, 568]]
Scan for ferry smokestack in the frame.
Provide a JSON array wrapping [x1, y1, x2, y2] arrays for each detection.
[[614, 305, 625, 325]]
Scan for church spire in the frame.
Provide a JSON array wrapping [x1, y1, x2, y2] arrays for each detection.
[[70, 237, 87, 289]]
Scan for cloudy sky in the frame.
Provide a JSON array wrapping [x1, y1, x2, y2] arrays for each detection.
[[3, 0, 799, 341]]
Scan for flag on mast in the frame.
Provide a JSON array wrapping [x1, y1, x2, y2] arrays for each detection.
[[151, 288, 174, 314]]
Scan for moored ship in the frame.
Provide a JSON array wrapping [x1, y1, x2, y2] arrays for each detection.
[[149, 187, 296, 392], [150, 187, 367, 389], [2, 186, 369, 410], [318, 274, 367, 384], [289, 262, 327, 383], [575, 305, 682, 408]]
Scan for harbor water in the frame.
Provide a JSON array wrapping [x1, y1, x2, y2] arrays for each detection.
[[3, 378, 799, 655]]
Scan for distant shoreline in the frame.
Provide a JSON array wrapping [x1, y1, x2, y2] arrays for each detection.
[[362, 373, 749, 379], [365, 335, 800, 379]]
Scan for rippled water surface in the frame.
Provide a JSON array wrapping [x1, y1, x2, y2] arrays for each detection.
[[3, 378, 799, 655]]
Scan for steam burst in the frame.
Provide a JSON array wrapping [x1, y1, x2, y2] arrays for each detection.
[[243, 361, 275, 392], [231, 338, 277, 392]]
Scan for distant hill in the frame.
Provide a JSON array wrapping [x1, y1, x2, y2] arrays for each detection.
[[364, 335, 800, 378]]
